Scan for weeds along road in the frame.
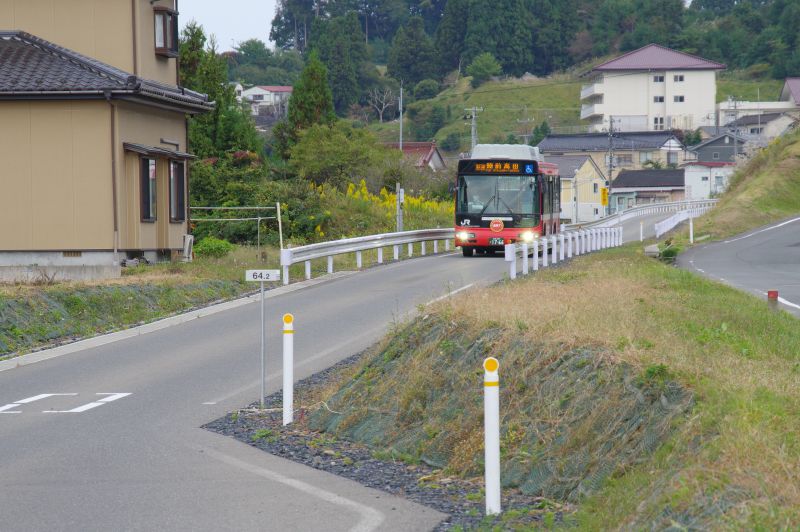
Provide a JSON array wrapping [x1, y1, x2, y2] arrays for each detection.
[[0, 215, 664, 532], [678, 216, 800, 317]]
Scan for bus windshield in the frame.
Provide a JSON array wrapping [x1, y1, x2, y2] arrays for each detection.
[[457, 174, 536, 215]]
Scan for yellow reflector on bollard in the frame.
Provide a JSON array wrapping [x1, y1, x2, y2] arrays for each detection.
[[483, 357, 499, 373], [283, 313, 294, 324]]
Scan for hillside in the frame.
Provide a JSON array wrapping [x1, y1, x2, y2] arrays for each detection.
[[368, 73, 785, 154], [697, 127, 800, 239]]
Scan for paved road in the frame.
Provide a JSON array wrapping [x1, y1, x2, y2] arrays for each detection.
[[0, 215, 661, 532], [678, 216, 800, 316]]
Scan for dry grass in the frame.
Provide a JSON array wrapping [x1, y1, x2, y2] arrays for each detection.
[[432, 248, 800, 526]]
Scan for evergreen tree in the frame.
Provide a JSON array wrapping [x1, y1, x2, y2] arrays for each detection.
[[435, 0, 468, 73], [466, 52, 502, 88], [387, 17, 439, 85], [463, 0, 533, 76], [274, 51, 336, 159]]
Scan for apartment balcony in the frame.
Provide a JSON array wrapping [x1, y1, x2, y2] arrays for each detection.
[[580, 103, 604, 120], [580, 82, 603, 101]]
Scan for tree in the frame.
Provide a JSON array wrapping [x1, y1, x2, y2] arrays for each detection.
[[273, 50, 336, 159], [529, 120, 551, 146], [463, 0, 533, 76], [387, 17, 439, 85], [414, 79, 440, 100], [466, 52, 502, 88], [367, 86, 397, 122], [435, 0, 468, 73]]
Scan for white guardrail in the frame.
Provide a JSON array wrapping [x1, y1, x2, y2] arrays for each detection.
[[279, 228, 454, 285], [279, 199, 718, 285], [654, 205, 713, 238], [503, 227, 623, 280]]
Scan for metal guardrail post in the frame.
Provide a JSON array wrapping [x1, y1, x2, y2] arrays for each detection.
[[559, 233, 565, 261], [532, 239, 539, 271], [521, 243, 529, 274]]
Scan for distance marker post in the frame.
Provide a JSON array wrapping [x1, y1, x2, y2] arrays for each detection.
[[282, 314, 294, 425], [483, 357, 502, 516], [245, 269, 280, 409]]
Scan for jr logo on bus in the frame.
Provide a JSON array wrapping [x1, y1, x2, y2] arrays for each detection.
[[490, 219, 504, 232]]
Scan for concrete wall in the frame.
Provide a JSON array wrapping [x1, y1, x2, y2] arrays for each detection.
[[0, 101, 114, 251], [115, 101, 188, 251]]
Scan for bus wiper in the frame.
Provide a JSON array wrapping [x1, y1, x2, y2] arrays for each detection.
[[479, 195, 496, 216], [498, 197, 514, 213]]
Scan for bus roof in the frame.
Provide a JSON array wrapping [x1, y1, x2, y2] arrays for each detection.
[[469, 144, 542, 161]]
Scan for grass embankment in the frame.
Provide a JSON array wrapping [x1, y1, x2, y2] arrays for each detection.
[[696, 127, 800, 239], [307, 246, 800, 528]]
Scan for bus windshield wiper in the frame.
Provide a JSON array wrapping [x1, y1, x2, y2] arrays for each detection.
[[479, 195, 496, 216], [498, 197, 514, 214]]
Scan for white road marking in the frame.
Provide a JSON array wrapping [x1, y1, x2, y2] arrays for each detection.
[[723, 216, 800, 244], [43, 393, 131, 413], [16, 393, 78, 404], [200, 446, 385, 532], [202, 402, 217, 405], [0, 404, 21, 414], [425, 283, 475, 306], [778, 296, 800, 311]]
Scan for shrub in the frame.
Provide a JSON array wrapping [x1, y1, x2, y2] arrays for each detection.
[[414, 79, 440, 100], [194, 236, 235, 258], [466, 52, 502, 88], [441, 132, 462, 151]]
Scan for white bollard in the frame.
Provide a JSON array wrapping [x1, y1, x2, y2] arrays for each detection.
[[483, 357, 502, 516], [640, 221, 644, 242], [282, 313, 294, 426], [305, 260, 311, 280], [422, 241, 427, 256], [408, 243, 413, 257], [619, 226, 623, 246], [542, 237, 549, 267], [356, 251, 362, 269], [393, 245, 399, 261], [504, 243, 516, 279], [327, 256, 334, 274], [690, 216, 694, 244], [521, 242, 529, 274], [567, 233, 573, 258], [551, 235, 558, 264], [532, 239, 539, 271], [559, 233, 565, 261], [378, 247, 383, 264], [433, 241, 438, 254]]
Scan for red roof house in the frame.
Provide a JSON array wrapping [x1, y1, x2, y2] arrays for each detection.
[[384, 142, 447, 172]]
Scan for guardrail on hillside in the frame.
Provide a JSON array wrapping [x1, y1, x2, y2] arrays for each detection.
[[564, 199, 718, 231], [654, 205, 713, 238], [279, 228, 454, 285]]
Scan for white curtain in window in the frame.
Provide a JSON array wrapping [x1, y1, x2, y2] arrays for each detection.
[[155, 14, 165, 48]]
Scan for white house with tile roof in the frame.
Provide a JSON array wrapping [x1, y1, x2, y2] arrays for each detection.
[[581, 44, 725, 133]]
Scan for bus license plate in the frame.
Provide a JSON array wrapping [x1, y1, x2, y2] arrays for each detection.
[[489, 238, 504, 246]]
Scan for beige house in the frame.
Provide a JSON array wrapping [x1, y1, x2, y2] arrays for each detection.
[[0, 1, 212, 280], [537, 131, 687, 183], [546, 156, 606, 223]]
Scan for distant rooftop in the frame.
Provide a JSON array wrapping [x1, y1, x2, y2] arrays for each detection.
[[544, 155, 597, 179], [538, 131, 680, 152], [591, 43, 725, 72], [727, 112, 786, 127], [613, 169, 684, 188], [780, 78, 800, 103], [255, 85, 293, 92]]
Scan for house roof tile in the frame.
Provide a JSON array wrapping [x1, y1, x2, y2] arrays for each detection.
[[256, 85, 293, 92], [592, 43, 725, 72], [537, 131, 680, 152], [0, 31, 212, 112], [613, 169, 684, 188], [782, 78, 800, 103], [384, 142, 445, 168], [544, 155, 593, 179], [727, 112, 785, 127]]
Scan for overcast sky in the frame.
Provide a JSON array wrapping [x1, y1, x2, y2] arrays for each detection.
[[180, 1, 278, 51]]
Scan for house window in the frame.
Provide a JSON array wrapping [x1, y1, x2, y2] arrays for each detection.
[[639, 151, 653, 163], [653, 75, 665, 82], [674, 95, 685, 103], [593, 183, 598, 193], [750, 127, 763, 134], [701, 175, 709, 181], [154, 7, 179, 57], [653, 116, 664, 130], [141, 158, 157, 222], [667, 151, 678, 165], [617, 154, 634, 166], [712, 152, 720, 160], [653, 96, 664, 103], [674, 75, 684, 82], [169, 161, 186, 222], [252, 94, 264, 101]]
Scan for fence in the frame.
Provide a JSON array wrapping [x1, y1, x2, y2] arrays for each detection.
[[279, 228, 453, 285], [564, 199, 718, 231], [654, 205, 713, 238]]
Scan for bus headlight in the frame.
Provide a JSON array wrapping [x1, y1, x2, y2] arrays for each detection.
[[457, 231, 470, 241], [519, 231, 535, 242]]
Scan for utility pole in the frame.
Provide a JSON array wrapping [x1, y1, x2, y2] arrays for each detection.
[[399, 81, 404, 151], [517, 106, 533, 144], [606, 116, 615, 216], [465, 106, 483, 151]]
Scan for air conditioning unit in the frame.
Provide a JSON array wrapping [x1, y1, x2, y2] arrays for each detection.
[[182, 234, 194, 262]]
